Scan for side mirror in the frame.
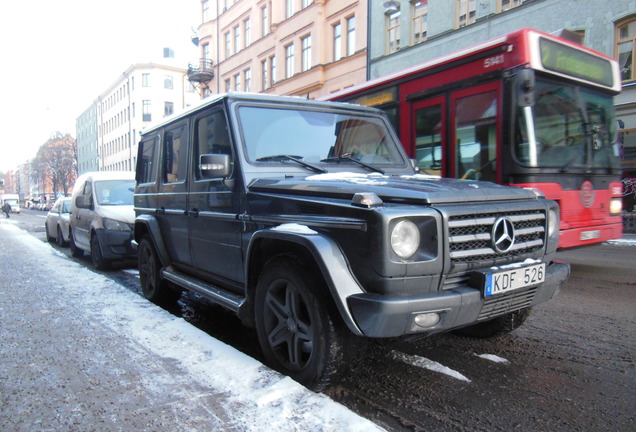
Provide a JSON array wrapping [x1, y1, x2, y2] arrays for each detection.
[[517, 68, 535, 107], [200, 154, 230, 179], [75, 195, 91, 209]]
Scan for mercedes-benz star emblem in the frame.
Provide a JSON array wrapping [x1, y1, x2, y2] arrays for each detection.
[[492, 217, 515, 253]]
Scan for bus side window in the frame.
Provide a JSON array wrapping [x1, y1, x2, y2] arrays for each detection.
[[454, 90, 497, 182], [414, 103, 443, 175]]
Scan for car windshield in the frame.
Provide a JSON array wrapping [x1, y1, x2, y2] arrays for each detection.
[[237, 105, 406, 169], [94, 180, 134, 205], [515, 79, 620, 171]]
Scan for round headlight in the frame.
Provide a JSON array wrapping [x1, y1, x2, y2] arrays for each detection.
[[548, 209, 559, 238], [391, 220, 420, 259]]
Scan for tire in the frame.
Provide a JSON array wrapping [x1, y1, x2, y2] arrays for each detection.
[[138, 236, 180, 306], [90, 234, 110, 270], [254, 255, 348, 391], [45, 224, 54, 243], [56, 226, 68, 247], [454, 308, 532, 339], [69, 229, 84, 258]]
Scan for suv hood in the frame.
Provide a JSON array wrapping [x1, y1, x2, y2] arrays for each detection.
[[248, 172, 537, 204]]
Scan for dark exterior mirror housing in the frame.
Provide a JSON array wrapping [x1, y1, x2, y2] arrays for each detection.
[[75, 195, 91, 209], [200, 154, 230, 178]]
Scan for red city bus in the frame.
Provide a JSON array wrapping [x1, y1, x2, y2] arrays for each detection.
[[326, 28, 623, 249]]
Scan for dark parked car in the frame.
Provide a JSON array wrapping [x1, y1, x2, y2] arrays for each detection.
[[134, 94, 569, 390]]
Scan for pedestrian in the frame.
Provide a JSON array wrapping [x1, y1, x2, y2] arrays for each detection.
[[2, 201, 11, 218]]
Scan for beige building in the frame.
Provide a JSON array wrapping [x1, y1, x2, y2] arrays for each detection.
[[192, 0, 367, 99]]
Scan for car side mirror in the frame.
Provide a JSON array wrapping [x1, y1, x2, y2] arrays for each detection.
[[75, 195, 92, 209], [200, 153, 230, 179]]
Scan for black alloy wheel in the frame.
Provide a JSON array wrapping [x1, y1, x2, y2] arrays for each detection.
[[138, 236, 179, 306]]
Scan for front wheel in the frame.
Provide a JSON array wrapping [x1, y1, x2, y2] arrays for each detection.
[[254, 255, 348, 391], [90, 234, 110, 270], [454, 308, 532, 338], [138, 236, 179, 306], [56, 225, 68, 247]]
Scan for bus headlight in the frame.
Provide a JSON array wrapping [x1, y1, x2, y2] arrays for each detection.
[[548, 209, 559, 238], [391, 220, 420, 259], [610, 198, 622, 215]]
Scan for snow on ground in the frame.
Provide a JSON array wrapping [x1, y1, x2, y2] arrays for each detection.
[[391, 351, 471, 383], [605, 237, 636, 246], [1, 222, 384, 432]]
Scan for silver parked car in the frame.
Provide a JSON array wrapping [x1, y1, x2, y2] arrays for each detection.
[[45, 197, 72, 247]]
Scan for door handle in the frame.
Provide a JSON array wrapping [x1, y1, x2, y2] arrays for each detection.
[[189, 209, 199, 217]]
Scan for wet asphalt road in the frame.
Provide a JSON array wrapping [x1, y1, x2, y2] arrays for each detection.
[[10, 209, 636, 431]]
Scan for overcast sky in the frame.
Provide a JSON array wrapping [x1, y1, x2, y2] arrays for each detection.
[[0, 0, 200, 173]]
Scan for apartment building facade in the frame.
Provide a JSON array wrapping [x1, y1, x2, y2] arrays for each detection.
[[77, 61, 199, 174], [193, 0, 367, 99], [367, 0, 636, 175]]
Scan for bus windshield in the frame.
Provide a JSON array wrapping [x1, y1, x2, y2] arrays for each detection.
[[515, 78, 620, 171]]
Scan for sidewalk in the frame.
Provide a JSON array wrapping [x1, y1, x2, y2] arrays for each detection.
[[0, 221, 383, 432]]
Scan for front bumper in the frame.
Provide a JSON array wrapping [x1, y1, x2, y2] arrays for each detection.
[[94, 228, 137, 260], [347, 260, 570, 338]]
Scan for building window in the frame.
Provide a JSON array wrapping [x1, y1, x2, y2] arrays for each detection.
[[457, 0, 476, 28], [143, 100, 151, 122], [285, 44, 295, 78], [225, 32, 231, 58], [235, 73, 241, 92], [164, 101, 174, 117], [142, 73, 150, 87], [387, 11, 401, 54], [346, 16, 356, 56], [225, 79, 231, 92], [617, 18, 636, 82], [333, 23, 342, 61], [286, 0, 294, 19], [203, 43, 210, 64], [262, 5, 269, 37], [302, 0, 313, 8], [244, 68, 251, 92], [499, 0, 522, 12], [244, 18, 251, 47], [164, 75, 173, 89], [301, 35, 312, 72], [412, 1, 428, 44], [270, 55, 276, 85], [262, 58, 268, 90], [202, 0, 209, 21], [234, 26, 240, 54]]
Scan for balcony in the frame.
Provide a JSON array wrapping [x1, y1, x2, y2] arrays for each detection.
[[187, 59, 214, 84]]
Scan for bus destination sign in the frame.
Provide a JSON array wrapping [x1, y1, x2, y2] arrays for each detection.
[[539, 37, 615, 88]]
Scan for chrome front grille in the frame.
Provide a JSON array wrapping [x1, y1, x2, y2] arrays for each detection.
[[448, 210, 546, 264]]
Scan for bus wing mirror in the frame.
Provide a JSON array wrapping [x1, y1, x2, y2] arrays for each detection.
[[200, 154, 230, 178], [517, 68, 535, 107]]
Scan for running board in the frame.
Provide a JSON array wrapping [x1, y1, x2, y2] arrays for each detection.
[[161, 267, 244, 313]]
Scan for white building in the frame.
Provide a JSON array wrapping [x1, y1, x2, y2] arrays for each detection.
[[78, 55, 198, 173]]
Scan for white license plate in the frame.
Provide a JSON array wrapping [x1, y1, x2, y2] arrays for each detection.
[[485, 263, 546, 296], [580, 230, 600, 241]]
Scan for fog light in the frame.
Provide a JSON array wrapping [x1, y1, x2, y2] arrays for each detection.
[[413, 312, 440, 328]]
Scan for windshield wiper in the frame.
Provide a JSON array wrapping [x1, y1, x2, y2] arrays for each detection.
[[320, 156, 385, 174], [256, 155, 327, 174]]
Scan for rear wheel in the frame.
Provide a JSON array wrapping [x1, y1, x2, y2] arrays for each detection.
[[138, 236, 180, 306], [254, 255, 349, 391], [90, 234, 110, 270], [56, 226, 68, 247], [69, 229, 84, 258], [454, 308, 532, 338]]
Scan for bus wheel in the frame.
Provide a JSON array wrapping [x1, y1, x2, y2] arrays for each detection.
[[454, 308, 532, 338], [254, 255, 347, 391]]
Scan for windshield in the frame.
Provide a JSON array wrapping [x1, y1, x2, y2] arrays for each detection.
[[515, 78, 620, 170], [94, 180, 134, 206], [238, 105, 406, 168]]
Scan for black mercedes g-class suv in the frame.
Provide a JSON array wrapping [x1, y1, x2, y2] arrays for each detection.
[[134, 93, 569, 390]]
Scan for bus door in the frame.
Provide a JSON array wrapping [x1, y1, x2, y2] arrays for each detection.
[[412, 96, 446, 176], [450, 82, 501, 183]]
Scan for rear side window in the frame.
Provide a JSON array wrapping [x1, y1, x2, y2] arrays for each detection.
[[137, 134, 159, 184], [163, 123, 189, 183]]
